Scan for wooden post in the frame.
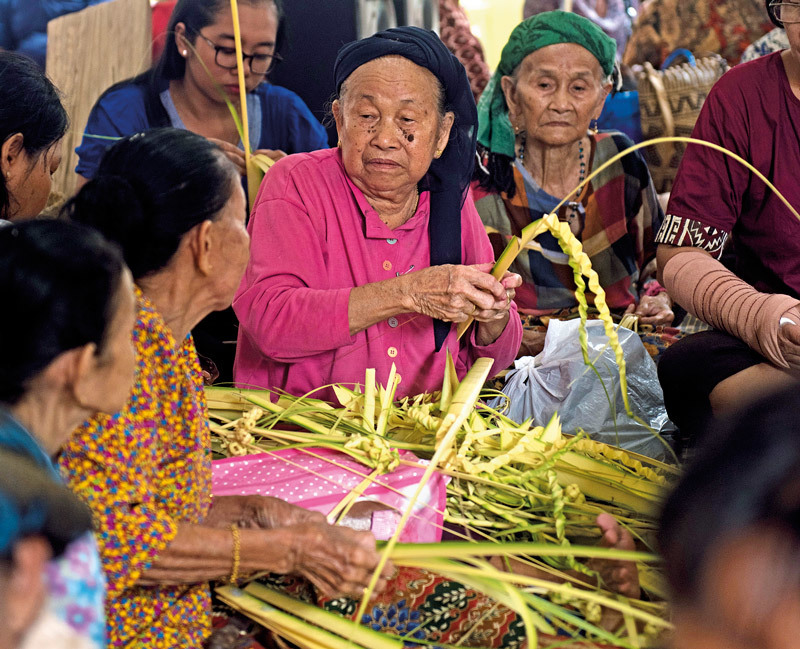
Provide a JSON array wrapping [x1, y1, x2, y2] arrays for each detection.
[[46, 0, 152, 198]]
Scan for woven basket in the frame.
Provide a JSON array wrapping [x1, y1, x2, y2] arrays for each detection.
[[637, 52, 728, 193]]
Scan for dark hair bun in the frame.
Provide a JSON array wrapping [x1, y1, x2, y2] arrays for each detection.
[[65, 174, 157, 278]]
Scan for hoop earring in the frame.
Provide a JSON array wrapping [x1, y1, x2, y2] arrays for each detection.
[[590, 119, 599, 135]]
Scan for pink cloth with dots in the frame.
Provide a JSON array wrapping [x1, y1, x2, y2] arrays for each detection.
[[212, 448, 448, 543]]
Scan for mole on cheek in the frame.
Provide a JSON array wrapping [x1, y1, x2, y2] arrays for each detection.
[[406, 133, 415, 142]]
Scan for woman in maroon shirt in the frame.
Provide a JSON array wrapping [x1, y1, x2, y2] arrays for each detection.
[[655, 1, 800, 447]]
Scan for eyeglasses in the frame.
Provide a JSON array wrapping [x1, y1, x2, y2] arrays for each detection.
[[195, 33, 283, 75], [770, 1, 800, 24]]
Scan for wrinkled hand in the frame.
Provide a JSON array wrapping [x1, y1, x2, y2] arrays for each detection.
[[287, 522, 393, 599], [254, 148, 287, 162], [208, 138, 246, 175], [625, 293, 674, 327], [778, 308, 800, 370], [403, 263, 521, 323], [239, 496, 326, 530]]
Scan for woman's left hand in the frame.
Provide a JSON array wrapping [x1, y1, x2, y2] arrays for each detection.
[[208, 495, 325, 530], [472, 264, 522, 346], [241, 496, 326, 529], [469, 263, 522, 322], [626, 293, 674, 327]]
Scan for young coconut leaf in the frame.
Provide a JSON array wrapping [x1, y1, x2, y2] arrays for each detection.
[[355, 358, 495, 623]]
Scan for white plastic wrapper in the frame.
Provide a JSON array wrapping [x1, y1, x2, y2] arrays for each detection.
[[491, 319, 675, 461]]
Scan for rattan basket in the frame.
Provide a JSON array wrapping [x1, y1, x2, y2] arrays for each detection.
[[637, 52, 728, 193]]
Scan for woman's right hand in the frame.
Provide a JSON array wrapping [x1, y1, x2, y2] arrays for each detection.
[[208, 138, 247, 176], [286, 521, 393, 599]]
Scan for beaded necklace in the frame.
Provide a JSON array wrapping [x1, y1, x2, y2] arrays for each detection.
[[568, 138, 587, 220], [520, 137, 587, 220]]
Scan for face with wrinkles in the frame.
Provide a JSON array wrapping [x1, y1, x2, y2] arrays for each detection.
[[501, 43, 610, 148], [332, 56, 454, 201]]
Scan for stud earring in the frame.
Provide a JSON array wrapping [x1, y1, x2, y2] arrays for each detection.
[[337, 140, 342, 148], [434, 149, 442, 159], [182, 50, 188, 56]]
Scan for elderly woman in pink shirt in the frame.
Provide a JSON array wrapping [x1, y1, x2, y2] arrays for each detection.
[[234, 27, 522, 400]]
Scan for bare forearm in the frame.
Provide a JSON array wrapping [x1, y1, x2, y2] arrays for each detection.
[[204, 496, 256, 528], [348, 277, 410, 335], [206, 495, 325, 530], [138, 523, 295, 586], [138, 520, 390, 598], [475, 313, 509, 346]]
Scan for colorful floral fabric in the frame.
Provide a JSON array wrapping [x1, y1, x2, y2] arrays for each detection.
[[61, 288, 213, 648], [259, 568, 528, 648], [44, 534, 107, 648]]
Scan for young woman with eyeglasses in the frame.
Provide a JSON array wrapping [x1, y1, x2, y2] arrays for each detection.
[[75, 0, 328, 383], [75, 0, 327, 185], [655, 0, 800, 449]]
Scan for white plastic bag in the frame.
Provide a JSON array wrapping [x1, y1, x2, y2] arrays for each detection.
[[493, 319, 675, 460]]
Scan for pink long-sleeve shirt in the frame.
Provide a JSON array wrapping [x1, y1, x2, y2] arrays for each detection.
[[233, 148, 522, 401]]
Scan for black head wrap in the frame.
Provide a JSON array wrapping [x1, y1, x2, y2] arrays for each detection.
[[334, 27, 478, 352]]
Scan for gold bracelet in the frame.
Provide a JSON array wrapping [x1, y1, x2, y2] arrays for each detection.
[[229, 524, 241, 584]]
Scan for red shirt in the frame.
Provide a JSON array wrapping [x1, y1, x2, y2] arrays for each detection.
[[661, 52, 800, 297]]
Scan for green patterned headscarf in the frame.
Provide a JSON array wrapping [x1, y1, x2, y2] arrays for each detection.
[[477, 11, 617, 158]]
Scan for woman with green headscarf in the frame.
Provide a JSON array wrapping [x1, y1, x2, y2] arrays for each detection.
[[472, 11, 672, 359]]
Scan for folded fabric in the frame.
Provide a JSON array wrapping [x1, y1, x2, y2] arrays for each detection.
[[212, 448, 448, 543]]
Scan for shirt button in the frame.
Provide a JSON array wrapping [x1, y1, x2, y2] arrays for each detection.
[[387, 346, 398, 358], [386, 238, 398, 245], [388, 317, 399, 328], [382, 260, 392, 271]]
